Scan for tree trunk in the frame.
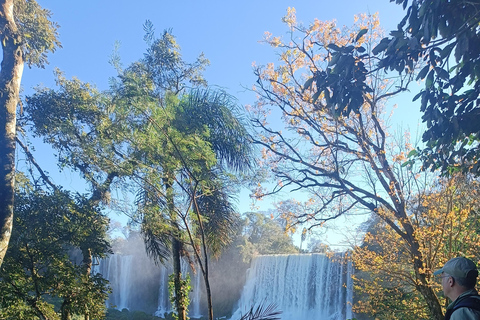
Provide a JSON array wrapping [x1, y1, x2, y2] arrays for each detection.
[[418, 282, 444, 320], [0, 0, 24, 267], [202, 248, 213, 320], [166, 176, 187, 320], [82, 247, 92, 320], [407, 225, 444, 320], [61, 299, 72, 320], [193, 198, 214, 320], [82, 247, 93, 276], [412, 251, 444, 320], [172, 238, 187, 320]]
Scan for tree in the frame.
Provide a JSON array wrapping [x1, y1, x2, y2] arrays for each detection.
[[0, 0, 60, 267], [25, 27, 252, 320], [127, 87, 252, 320], [353, 174, 480, 319], [239, 212, 299, 258], [0, 177, 110, 320], [309, 0, 480, 175], [24, 70, 129, 320], [109, 27, 252, 320], [250, 10, 445, 319]]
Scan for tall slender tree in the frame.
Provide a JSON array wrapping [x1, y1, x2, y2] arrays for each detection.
[[0, 0, 59, 266], [126, 88, 252, 320]]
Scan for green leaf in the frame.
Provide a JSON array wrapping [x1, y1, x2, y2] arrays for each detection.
[[455, 35, 468, 62], [407, 149, 418, 157], [412, 91, 423, 102], [304, 77, 314, 90], [372, 39, 389, 55], [416, 65, 430, 81], [356, 46, 366, 53], [328, 43, 341, 51], [426, 70, 434, 88], [401, 160, 413, 167], [355, 29, 368, 42], [434, 67, 449, 80], [440, 43, 455, 59], [328, 52, 341, 66]]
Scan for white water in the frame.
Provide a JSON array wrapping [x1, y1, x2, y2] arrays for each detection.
[[95, 252, 353, 320], [231, 253, 353, 320], [94, 254, 203, 317]]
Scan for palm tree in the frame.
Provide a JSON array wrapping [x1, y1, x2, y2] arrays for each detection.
[[129, 87, 252, 320]]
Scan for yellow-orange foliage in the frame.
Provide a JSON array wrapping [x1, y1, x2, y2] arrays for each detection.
[[354, 174, 480, 319], [249, 8, 448, 319]]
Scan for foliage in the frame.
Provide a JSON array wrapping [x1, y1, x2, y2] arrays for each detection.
[[13, 0, 61, 67], [105, 308, 164, 320], [237, 303, 282, 320], [142, 26, 209, 95], [353, 174, 480, 319], [250, 10, 445, 319], [25, 27, 252, 320], [168, 273, 191, 320], [239, 212, 298, 261], [379, 0, 480, 176], [309, 0, 480, 175], [0, 0, 60, 269], [0, 181, 110, 320], [24, 70, 133, 190]]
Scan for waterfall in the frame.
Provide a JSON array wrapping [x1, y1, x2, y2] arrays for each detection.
[[97, 254, 134, 310], [94, 254, 203, 317], [231, 253, 353, 320], [94, 252, 353, 319]]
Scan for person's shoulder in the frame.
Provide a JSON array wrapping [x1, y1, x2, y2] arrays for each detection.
[[451, 306, 480, 320], [451, 295, 480, 320]]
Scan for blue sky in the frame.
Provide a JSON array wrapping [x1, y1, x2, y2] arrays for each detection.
[[25, 1, 407, 96], [21, 1, 422, 247]]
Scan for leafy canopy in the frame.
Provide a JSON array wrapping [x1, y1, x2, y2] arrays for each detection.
[[309, 0, 480, 175]]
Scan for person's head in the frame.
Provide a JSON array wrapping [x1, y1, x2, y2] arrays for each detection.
[[434, 257, 478, 300]]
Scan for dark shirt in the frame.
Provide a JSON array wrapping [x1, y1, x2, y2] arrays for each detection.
[[446, 289, 480, 320]]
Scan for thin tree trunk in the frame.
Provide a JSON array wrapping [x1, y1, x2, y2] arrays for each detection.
[[0, 0, 24, 267], [61, 299, 72, 320], [166, 176, 187, 320], [192, 198, 213, 320], [79, 175, 116, 320], [172, 238, 186, 320], [182, 197, 214, 320], [82, 247, 92, 320]]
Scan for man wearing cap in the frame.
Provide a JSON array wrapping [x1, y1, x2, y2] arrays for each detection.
[[434, 257, 480, 320]]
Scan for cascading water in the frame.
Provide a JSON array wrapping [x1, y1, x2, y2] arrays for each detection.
[[94, 253, 203, 317], [97, 254, 135, 310], [231, 253, 353, 320], [94, 252, 353, 319]]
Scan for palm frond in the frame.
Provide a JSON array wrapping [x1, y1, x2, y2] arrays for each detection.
[[238, 303, 282, 320], [141, 222, 171, 265], [180, 88, 253, 173], [195, 181, 239, 255]]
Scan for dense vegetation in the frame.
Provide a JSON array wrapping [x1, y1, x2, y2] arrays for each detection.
[[0, 1, 479, 320]]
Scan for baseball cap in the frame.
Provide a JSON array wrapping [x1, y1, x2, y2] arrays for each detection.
[[434, 257, 478, 279]]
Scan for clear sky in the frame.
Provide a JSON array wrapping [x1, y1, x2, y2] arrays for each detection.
[[21, 0, 422, 248]]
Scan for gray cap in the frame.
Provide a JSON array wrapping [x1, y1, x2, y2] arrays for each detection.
[[434, 257, 478, 279]]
